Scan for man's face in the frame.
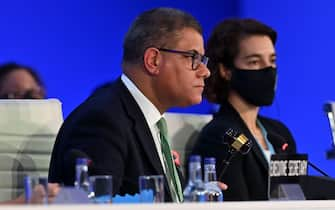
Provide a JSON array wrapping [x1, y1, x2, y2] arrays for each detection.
[[234, 35, 276, 70], [157, 27, 210, 108]]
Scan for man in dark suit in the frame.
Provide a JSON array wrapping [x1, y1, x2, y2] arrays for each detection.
[[48, 7, 211, 202]]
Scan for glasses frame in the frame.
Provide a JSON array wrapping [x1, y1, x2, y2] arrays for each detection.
[[158, 48, 208, 70], [0, 88, 45, 99]]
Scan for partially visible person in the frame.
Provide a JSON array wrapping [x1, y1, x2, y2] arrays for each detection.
[[0, 63, 55, 204], [192, 18, 296, 201], [1, 183, 60, 205], [0, 62, 45, 99]]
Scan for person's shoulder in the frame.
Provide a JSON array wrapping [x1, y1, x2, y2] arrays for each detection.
[[192, 114, 233, 159], [196, 114, 233, 145], [86, 80, 124, 109], [201, 110, 243, 134], [201, 116, 227, 134], [65, 80, 128, 124]]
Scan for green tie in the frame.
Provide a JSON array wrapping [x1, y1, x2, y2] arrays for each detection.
[[157, 118, 184, 203]]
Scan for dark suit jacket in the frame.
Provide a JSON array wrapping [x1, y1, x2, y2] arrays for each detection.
[[48, 78, 181, 202], [192, 101, 296, 201]]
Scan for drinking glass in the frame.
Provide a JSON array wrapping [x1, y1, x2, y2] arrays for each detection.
[[24, 175, 48, 204], [89, 175, 113, 203], [139, 175, 164, 203]]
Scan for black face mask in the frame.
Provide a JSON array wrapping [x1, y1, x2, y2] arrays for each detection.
[[230, 66, 277, 106]]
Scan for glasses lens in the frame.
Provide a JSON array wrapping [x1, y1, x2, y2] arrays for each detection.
[[202, 56, 209, 67], [192, 54, 201, 70], [192, 54, 209, 70], [23, 89, 44, 99], [0, 88, 44, 99]]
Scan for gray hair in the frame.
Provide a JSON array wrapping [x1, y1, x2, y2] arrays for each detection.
[[122, 7, 202, 66]]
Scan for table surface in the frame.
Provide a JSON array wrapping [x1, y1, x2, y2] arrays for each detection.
[[2, 200, 335, 210]]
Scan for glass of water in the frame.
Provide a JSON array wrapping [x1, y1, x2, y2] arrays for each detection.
[[24, 175, 48, 204], [89, 175, 113, 203], [139, 175, 164, 203]]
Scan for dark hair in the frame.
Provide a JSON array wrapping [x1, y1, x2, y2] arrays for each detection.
[[0, 62, 45, 97], [204, 18, 277, 104], [122, 7, 202, 65]]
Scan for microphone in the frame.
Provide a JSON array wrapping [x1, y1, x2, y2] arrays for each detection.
[[224, 128, 253, 154], [267, 132, 290, 153], [218, 128, 253, 180], [63, 149, 93, 186], [323, 103, 335, 159], [64, 149, 93, 169], [267, 132, 330, 177]]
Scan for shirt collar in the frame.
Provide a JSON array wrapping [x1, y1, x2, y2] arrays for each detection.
[[121, 74, 162, 127], [256, 119, 276, 162]]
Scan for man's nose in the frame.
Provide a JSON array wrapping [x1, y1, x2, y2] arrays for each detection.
[[197, 63, 211, 78]]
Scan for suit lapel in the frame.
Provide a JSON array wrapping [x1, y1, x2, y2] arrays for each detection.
[[117, 79, 164, 175], [238, 119, 269, 173], [116, 79, 174, 201], [133, 118, 165, 174], [250, 136, 269, 172]]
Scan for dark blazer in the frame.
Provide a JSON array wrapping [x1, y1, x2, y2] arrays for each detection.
[[48, 78, 181, 202], [192, 101, 296, 201]]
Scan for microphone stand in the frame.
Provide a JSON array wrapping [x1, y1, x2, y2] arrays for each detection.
[[327, 147, 335, 159], [218, 148, 236, 180], [308, 162, 330, 177], [217, 129, 253, 180], [323, 103, 335, 159]]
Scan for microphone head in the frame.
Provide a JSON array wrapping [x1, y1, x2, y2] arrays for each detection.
[[323, 103, 333, 113], [64, 149, 93, 170], [224, 128, 253, 155], [267, 132, 289, 152]]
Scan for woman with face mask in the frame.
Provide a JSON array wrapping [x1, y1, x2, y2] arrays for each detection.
[[192, 18, 297, 201]]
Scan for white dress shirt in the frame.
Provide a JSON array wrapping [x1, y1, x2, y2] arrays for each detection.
[[121, 74, 166, 172]]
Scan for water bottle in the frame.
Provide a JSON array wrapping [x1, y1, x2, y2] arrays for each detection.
[[183, 155, 206, 202], [74, 158, 90, 192], [204, 157, 223, 201]]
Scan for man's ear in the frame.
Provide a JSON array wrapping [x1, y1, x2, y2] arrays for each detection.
[[143, 47, 160, 75], [219, 63, 232, 80]]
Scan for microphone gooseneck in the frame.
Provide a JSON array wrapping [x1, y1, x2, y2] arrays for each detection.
[[308, 162, 329, 177], [267, 132, 331, 177]]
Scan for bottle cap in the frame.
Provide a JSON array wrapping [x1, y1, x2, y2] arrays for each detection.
[[204, 157, 216, 165], [189, 155, 201, 162], [76, 158, 89, 165]]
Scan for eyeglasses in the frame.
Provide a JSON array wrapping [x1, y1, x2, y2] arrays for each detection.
[[158, 48, 209, 70], [0, 88, 45, 99]]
